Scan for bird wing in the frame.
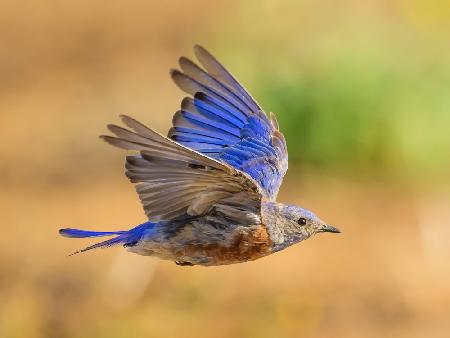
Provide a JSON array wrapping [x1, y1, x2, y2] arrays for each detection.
[[169, 45, 288, 200], [102, 115, 262, 222]]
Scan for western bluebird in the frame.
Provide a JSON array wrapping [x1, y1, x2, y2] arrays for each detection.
[[59, 45, 340, 266]]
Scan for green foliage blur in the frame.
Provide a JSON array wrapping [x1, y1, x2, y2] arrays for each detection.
[[209, 0, 450, 182]]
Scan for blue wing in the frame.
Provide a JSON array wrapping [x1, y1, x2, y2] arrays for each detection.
[[169, 46, 288, 200]]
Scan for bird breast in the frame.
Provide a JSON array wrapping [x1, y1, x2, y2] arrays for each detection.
[[180, 224, 274, 266]]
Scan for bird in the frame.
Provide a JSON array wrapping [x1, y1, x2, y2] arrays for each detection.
[[59, 45, 340, 266]]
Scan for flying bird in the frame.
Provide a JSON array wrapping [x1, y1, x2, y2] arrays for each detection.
[[59, 46, 340, 266]]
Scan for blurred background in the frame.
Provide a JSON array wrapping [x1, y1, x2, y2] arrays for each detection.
[[1, 0, 449, 337]]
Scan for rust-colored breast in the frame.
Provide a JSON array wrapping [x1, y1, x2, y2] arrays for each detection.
[[182, 224, 273, 266]]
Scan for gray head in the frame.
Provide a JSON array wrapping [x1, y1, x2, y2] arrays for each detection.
[[261, 202, 340, 250]]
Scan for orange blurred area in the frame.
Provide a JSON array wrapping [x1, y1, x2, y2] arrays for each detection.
[[1, 1, 449, 337]]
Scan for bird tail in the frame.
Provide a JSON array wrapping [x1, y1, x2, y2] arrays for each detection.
[[59, 222, 154, 256]]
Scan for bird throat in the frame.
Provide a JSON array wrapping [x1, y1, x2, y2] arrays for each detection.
[[261, 201, 309, 251]]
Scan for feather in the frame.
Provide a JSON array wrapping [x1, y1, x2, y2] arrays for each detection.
[[169, 47, 289, 199], [60, 222, 154, 255], [101, 116, 261, 221], [59, 228, 127, 238], [193, 45, 261, 113], [179, 57, 244, 106]]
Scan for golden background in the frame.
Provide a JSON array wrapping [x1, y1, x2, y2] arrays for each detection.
[[1, 1, 449, 337]]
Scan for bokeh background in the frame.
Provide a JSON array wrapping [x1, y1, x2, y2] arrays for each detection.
[[1, 1, 450, 337]]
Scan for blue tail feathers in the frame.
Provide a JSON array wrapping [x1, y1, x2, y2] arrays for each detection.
[[59, 222, 155, 255], [59, 228, 127, 238]]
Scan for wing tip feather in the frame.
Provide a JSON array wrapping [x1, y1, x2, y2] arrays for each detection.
[[170, 68, 182, 78], [193, 44, 209, 58]]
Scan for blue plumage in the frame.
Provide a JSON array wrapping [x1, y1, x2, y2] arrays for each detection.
[[169, 47, 288, 199], [181, 110, 241, 136], [59, 222, 154, 255], [194, 94, 246, 127], [170, 80, 287, 198], [59, 228, 127, 238]]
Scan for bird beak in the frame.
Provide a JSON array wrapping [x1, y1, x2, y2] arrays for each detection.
[[321, 224, 341, 233]]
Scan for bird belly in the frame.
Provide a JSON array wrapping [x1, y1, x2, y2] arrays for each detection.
[[128, 224, 273, 266], [180, 224, 273, 266], [184, 225, 272, 265]]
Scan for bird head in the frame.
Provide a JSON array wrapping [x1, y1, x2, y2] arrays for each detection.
[[262, 202, 340, 247], [283, 204, 340, 235]]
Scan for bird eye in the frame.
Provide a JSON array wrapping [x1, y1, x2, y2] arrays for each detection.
[[297, 217, 307, 226]]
